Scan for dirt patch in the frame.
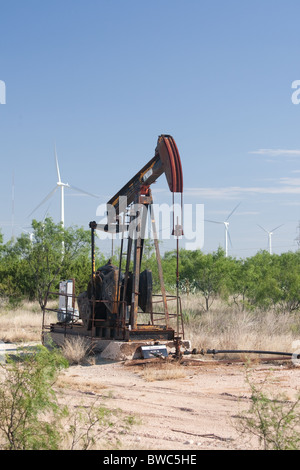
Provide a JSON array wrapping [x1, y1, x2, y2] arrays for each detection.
[[54, 356, 300, 450]]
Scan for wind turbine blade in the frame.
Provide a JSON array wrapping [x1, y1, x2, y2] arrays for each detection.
[[54, 145, 61, 183], [271, 224, 284, 233], [28, 187, 58, 217], [67, 184, 99, 198], [205, 219, 223, 225], [228, 230, 233, 248], [257, 224, 269, 234], [226, 202, 241, 221], [42, 203, 52, 222]]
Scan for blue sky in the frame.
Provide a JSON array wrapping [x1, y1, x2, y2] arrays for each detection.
[[1, 0, 300, 258]]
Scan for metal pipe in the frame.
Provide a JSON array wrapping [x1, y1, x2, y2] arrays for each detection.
[[205, 349, 294, 357], [89, 221, 96, 282]]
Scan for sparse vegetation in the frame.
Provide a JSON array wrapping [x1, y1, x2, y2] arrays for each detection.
[[1, 295, 299, 354], [0, 300, 57, 343], [180, 295, 300, 353], [140, 361, 186, 382], [236, 367, 300, 450], [61, 398, 137, 450], [0, 345, 136, 450]]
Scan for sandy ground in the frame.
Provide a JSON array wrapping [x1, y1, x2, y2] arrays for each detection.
[[55, 356, 300, 451]]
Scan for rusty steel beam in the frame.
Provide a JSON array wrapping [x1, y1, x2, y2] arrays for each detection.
[[108, 135, 183, 216], [149, 199, 169, 327]]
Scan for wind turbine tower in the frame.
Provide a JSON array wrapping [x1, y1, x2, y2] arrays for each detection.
[[295, 221, 300, 249], [55, 146, 66, 227], [206, 202, 241, 257], [11, 171, 15, 241], [257, 224, 283, 255]]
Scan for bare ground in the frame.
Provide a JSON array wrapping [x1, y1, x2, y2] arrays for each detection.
[[55, 356, 300, 451]]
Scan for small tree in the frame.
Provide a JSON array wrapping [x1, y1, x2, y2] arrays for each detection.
[[180, 248, 228, 311], [0, 345, 68, 450], [21, 218, 90, 309]]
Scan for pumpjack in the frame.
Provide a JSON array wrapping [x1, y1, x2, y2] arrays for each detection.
[[45, 135, 184, 348]]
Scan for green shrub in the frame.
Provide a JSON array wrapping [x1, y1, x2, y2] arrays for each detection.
[[237, 368, 300, 450], [0, 344, 68, 450]]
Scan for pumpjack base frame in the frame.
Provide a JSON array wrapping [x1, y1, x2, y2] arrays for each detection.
[[47, 321, 175, 342], [42, 288, 185, 360], [43, 322, 190, 361]]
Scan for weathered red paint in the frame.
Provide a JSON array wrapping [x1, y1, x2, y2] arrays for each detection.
[[156, 134, 183, 193]]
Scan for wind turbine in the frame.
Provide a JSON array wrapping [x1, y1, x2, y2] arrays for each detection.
[[205, 203, 241, 257], [257, 224, 283, 255], [29, 146, 98, 227], [22, 229, 34, 243], [23, 205, 51, 244]]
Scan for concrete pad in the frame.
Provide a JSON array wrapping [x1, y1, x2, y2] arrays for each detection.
[[96, 338, 192, 361], [45, 330, 192, 362]]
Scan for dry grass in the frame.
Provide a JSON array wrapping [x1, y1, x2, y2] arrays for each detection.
[[180, 294, 300, 354], [55, 372, 108, 394], [1, 296, 299, 359], [60, 336, 94, 365], [139, 362, 186, 382], [0, 300, 57, 343]]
